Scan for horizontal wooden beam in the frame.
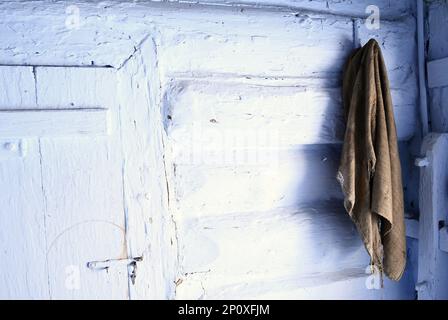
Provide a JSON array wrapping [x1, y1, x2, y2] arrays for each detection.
[[166, 82, 417, 148], [178, 0, 415, 19], [0, 66, 36, 108], [0, 108, 109, 138], [427, 57, 448, 88]]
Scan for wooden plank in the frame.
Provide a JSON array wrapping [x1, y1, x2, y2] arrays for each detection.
[[160, 15, 353, 79], [176, 269, 415, 299], [177, 204, 366, 277], [36, 67, 117, 108], [0, 139, 49, 299], [116, 38, 178, 299], [165, 81, 417, 147], [0, 109, 109, 138], [171, 146, 343, 216], [428, 57, 448, 88], [35, 63, 128, 299], [160, 14, 417, 86], [174, 204, 415, 299], [39, 134, 128, 299], [417, 133, 448, 299], [173, 0, 415, 18], [0, 66, 36, 108]]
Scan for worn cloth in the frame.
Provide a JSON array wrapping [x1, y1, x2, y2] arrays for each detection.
[[337, 39, 406, 281]]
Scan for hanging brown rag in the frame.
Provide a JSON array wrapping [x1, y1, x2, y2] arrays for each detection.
[[337, 39, 406, 281]]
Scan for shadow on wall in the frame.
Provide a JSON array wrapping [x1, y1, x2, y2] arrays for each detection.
[[161, 32, 417, 298]]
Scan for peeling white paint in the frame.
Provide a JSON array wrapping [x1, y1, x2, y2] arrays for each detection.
[[0, 0, 421, 300]]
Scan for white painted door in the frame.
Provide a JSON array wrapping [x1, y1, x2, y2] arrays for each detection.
[[0, 66, 130, 299]]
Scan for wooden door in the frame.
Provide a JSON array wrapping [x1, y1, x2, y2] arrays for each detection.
[[0, 66, 129, 299]]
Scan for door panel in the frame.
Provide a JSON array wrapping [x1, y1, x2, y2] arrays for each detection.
[[0, 139, 49, 299], [40, 136, 128, 299], [0, 66, 129, 299]]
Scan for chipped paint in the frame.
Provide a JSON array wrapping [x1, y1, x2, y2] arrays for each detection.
[[0, 0, 420, 300]]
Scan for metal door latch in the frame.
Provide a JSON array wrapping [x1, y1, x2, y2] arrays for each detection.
[[87, 256, 143, 285]]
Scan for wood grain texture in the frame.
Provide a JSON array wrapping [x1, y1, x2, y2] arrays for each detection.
[[417, 133, 448, 299], [36, 67, 117, 108], [0, 139, 49, 299], [159, 14, 353, 79], [171, 146, 343, 216], [0, 66, 36, 108], [0, 1, 150, 67], [169, 0, 415, 18], [39, 136, 128, 299], [175, 204, 416, 299], [0, 109, 109, 138], [0, 62, 127, 298], [117, 37, 178, 299], [164, 81, 416, 149], [36, 68, 129, 298], [177, 204, 366, 276], [176, 270, 415, 299]]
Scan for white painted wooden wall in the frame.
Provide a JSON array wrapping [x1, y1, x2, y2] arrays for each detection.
[[416, 134, 448, 299], [0, 0, 422, 299], [416, 0, 448, 300], [427, 1, 448, 134]]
